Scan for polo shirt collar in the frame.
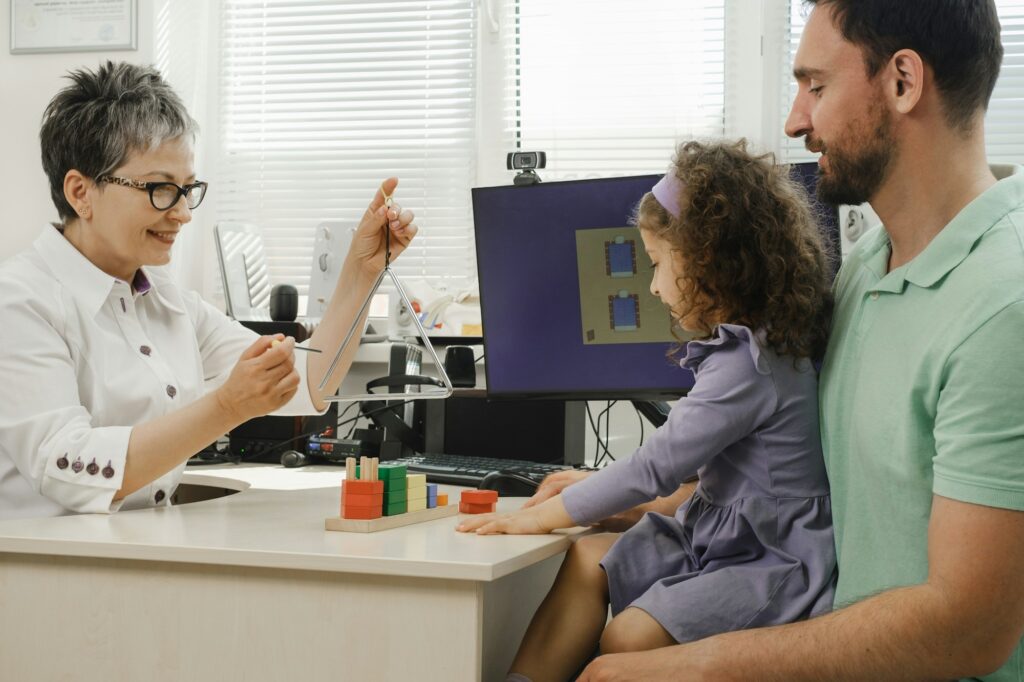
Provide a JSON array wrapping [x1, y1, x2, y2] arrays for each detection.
[[856, 226, 909, 294], [35, 225, 184, 316], [902, 165, 1024, 289]]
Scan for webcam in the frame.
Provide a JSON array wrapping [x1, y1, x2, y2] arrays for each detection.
[[507, 151, 546, 186]]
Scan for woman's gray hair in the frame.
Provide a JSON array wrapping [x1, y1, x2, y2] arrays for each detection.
[[40, 61, 198, 223]]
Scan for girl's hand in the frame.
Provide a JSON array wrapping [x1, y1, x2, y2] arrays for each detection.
[[458, 494, 576, 535], [456, 508, 552, 535], [346, 177, 418, 279], [215, 335, 300, 423], [522, 469, 593, 509]]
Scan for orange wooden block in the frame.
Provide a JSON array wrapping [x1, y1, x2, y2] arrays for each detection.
[[459, 501, 496, 515], [343, 480, 384, 495], [461, 489, 498, 504], [341, 492, 383, 508], [342, 506, 383, 520], [437, 493, 448, 506]]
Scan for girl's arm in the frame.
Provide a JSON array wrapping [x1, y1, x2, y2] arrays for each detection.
[[457, 478, 697, 535]]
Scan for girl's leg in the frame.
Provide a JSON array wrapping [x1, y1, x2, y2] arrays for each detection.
[[599, 606, 677, 654], [509, 532, 619, 682]]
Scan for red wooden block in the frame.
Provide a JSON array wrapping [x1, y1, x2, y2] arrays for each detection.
[[342, 506, 383, 520], [459, 501, 496, 515], [343, 480, 384, 495], [461, 489, 498, 504], [341, 493, 383, 508]]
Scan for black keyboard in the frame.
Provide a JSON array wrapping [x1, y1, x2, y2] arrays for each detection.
[[395, 453, 582, 487]]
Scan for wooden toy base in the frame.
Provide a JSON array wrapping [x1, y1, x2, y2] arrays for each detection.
[[325, 504, 459, 533]]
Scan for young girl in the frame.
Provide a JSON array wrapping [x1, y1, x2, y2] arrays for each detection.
[[457, 139, 837, 682]]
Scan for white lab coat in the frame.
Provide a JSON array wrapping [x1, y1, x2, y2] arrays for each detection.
[[0, 226, 324, 520]]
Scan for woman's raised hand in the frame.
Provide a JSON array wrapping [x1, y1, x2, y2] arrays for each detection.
[[215, 335, 300, 423], [347, 177, 419, 278]]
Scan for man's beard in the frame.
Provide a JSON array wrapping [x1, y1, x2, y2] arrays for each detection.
[[813, 102, 896, 206]]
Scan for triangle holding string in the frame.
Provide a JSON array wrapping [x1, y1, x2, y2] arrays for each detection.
[[317, 188, 453, 403]]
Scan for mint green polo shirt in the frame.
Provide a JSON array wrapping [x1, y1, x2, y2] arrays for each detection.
[[820, 167, 1024, 682]]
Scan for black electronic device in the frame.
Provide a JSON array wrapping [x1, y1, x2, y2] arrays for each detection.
[[419, 389, 585, 466], [306, 433, 380, 460], [478, 470, 543, 496], [397, 453, 585, 488], [443, 345, 477, 388], [269, 284, 298, 322], [280, 450, 308, 468], [507, 151, 547, 186]]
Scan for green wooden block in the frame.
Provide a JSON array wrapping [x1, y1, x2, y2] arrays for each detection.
[[384, 489, 407, 504], [355, 465, 408, 487], [381, 477, 407, 493], [377, 464, 408, 480], [383, 500, 407, 516]]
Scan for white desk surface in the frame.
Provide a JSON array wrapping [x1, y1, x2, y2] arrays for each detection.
[[0, 463, 583, 581]]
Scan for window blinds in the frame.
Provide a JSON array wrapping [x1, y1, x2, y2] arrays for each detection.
[[501, 0, 727, 180], [216, 0, 478, 297]]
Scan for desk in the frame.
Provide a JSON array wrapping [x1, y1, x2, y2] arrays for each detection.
[[0, 464, 585, 681]]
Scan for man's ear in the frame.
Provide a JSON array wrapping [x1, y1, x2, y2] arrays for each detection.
[[887, 49, 925, 115], [63, 170, 93, 220]]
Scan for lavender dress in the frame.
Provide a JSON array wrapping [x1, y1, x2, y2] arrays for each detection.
[[561, 324, 836, 643]]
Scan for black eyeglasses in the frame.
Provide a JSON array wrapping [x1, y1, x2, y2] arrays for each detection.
[[99, 175, 209, 211]]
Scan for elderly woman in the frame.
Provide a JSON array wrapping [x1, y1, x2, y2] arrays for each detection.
[[0, 61, 417, 519]]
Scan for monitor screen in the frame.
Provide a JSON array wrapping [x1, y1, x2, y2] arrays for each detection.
[[472, 164, 839, 400]]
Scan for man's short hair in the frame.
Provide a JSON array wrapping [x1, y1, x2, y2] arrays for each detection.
[[807, 0, 1003, 133], [40, 61, 198, 223]]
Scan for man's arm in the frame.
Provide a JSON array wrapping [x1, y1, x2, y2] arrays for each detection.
[[580, 494, 1024, 681]]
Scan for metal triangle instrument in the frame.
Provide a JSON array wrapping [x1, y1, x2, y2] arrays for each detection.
[[317, 186, 454, 403]]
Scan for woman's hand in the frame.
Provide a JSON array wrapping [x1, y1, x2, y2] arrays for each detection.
[[346, 177, 418, 279], [522, 469, 593, 509], [214, 335, 300, 423]]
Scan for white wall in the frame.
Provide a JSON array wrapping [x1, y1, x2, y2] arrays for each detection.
[[0, 0, 155, 262]]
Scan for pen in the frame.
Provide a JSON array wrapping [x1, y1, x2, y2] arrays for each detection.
[[270, 339, 322, 353]]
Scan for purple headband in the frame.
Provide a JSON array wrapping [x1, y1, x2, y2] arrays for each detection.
[[651, 173, 683, 219]]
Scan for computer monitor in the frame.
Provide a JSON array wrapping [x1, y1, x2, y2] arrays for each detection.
[[472, 163, 839, 400]]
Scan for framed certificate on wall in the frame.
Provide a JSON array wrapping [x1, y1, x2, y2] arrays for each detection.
[[10, 0, 137, 54]]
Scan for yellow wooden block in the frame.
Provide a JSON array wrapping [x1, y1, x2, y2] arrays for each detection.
[[406, 474, 427, 488], [407, 497, 427, 512]]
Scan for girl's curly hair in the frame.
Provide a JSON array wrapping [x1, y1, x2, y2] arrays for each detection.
[[637, 139, 835, 361]]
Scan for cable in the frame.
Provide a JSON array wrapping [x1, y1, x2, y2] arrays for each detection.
[[336, 399, 415, 430], [598, 401, 618, 467], [634, 402, 645, 448], [474, 352, 485, 364], [587, 401, 616, 468]]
